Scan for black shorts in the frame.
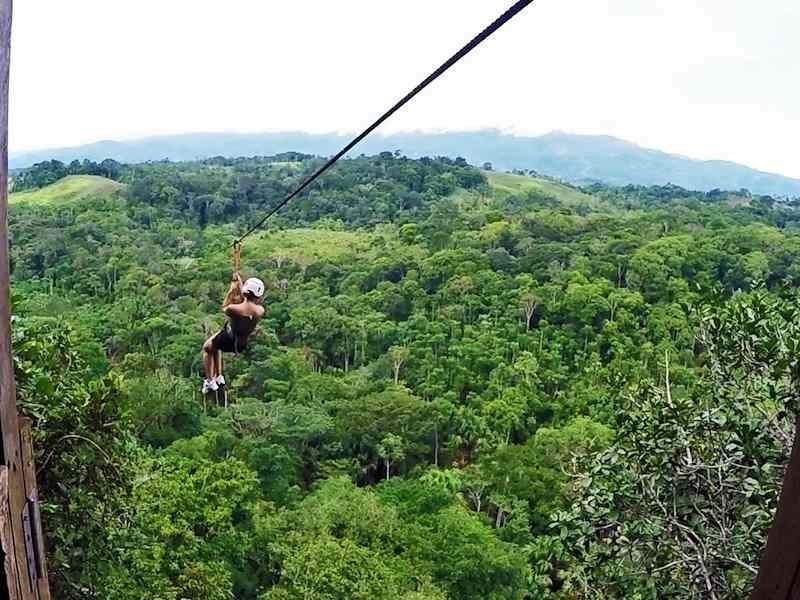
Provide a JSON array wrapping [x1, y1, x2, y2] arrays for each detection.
[[211, 326, 248, 354]]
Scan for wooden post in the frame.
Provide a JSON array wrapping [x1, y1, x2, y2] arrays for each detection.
[[1, 2, 50, 597], [18, 419, 49, 600], [0, 466, 19, 600], [751, 414, 800, 599], [0, 2, 27, 597]]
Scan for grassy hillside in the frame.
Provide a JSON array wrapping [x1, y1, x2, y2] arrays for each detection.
[[246, 228, 376, 264], [485, 170, 596, 205], [10, 175, 124, 205]]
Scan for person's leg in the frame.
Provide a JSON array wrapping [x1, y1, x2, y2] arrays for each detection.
[[202, 337, 217, 380], [201, 338, 222, 395], [217, 351, 228, 408]]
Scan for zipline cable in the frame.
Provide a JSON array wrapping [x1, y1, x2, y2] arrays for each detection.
[[235, 0, 535, 245]]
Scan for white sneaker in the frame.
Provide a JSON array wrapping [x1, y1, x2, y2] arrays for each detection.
[[215, 375, 226, 387], [201, 379, 219, 394]]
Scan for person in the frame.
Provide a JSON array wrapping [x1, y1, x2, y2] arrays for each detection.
[[201, 272, 265, 394]]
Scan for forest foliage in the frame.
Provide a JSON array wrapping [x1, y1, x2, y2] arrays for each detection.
[[8, 152, 800, 599]]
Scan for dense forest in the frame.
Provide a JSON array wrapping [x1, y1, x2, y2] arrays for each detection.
[[8, 153, 800, 599]]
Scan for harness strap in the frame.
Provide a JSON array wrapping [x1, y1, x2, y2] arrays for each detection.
[[225, 322, 243, 355], [232, 243, 241, 274]]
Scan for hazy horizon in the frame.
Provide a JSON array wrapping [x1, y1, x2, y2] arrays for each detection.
[[10, 1, 800, 177], [11, 128, 800, 182]]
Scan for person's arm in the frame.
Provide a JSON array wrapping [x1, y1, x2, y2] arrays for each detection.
[[224, 302, 246, 318], [245, 304, 266, 336], [222, 272, 243, 309]]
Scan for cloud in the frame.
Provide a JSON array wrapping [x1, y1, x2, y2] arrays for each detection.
[[9, 0, 799, 178]]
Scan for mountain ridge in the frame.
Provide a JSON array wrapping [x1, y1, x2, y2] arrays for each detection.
[[11, 130, 800, 197]]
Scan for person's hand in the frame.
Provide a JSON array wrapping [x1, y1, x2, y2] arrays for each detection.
[[232, 271, 242, 283]]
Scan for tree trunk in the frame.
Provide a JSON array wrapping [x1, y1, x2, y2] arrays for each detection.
[[385, 460, 390, 481], [433, 426, 439, 468], [524, 301, 537, 331], [750, 413, 800, 598]]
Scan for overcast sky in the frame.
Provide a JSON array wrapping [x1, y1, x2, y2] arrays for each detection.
[[8, 0, 800, 177]]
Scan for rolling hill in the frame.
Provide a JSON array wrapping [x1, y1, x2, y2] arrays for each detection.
[[484, 171, 595, 205], [9, 175, 124, 205]]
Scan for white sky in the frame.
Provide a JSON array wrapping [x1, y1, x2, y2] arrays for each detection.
[[8, 0, 800, 178]]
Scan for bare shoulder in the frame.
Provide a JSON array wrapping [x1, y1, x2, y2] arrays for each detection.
[[224, 302, 246, 317], [257, 304, 266, 319]]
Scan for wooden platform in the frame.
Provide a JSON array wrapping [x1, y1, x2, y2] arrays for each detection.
[[0, 420, 50, 600]]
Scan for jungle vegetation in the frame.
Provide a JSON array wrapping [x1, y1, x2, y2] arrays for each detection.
[[8, 153, 800, 599]]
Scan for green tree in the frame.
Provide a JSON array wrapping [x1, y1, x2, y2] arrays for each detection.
[[377, 433, 406, 480]]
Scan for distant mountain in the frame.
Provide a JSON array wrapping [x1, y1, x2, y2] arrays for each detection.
[[10, 130, 800, 197]]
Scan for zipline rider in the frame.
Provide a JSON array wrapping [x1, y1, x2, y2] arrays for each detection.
[[213, 0, 535, 396], [201, 271, 265, 394]]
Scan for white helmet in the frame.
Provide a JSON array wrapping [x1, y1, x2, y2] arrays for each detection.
[[242, 277, 265, 299]]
